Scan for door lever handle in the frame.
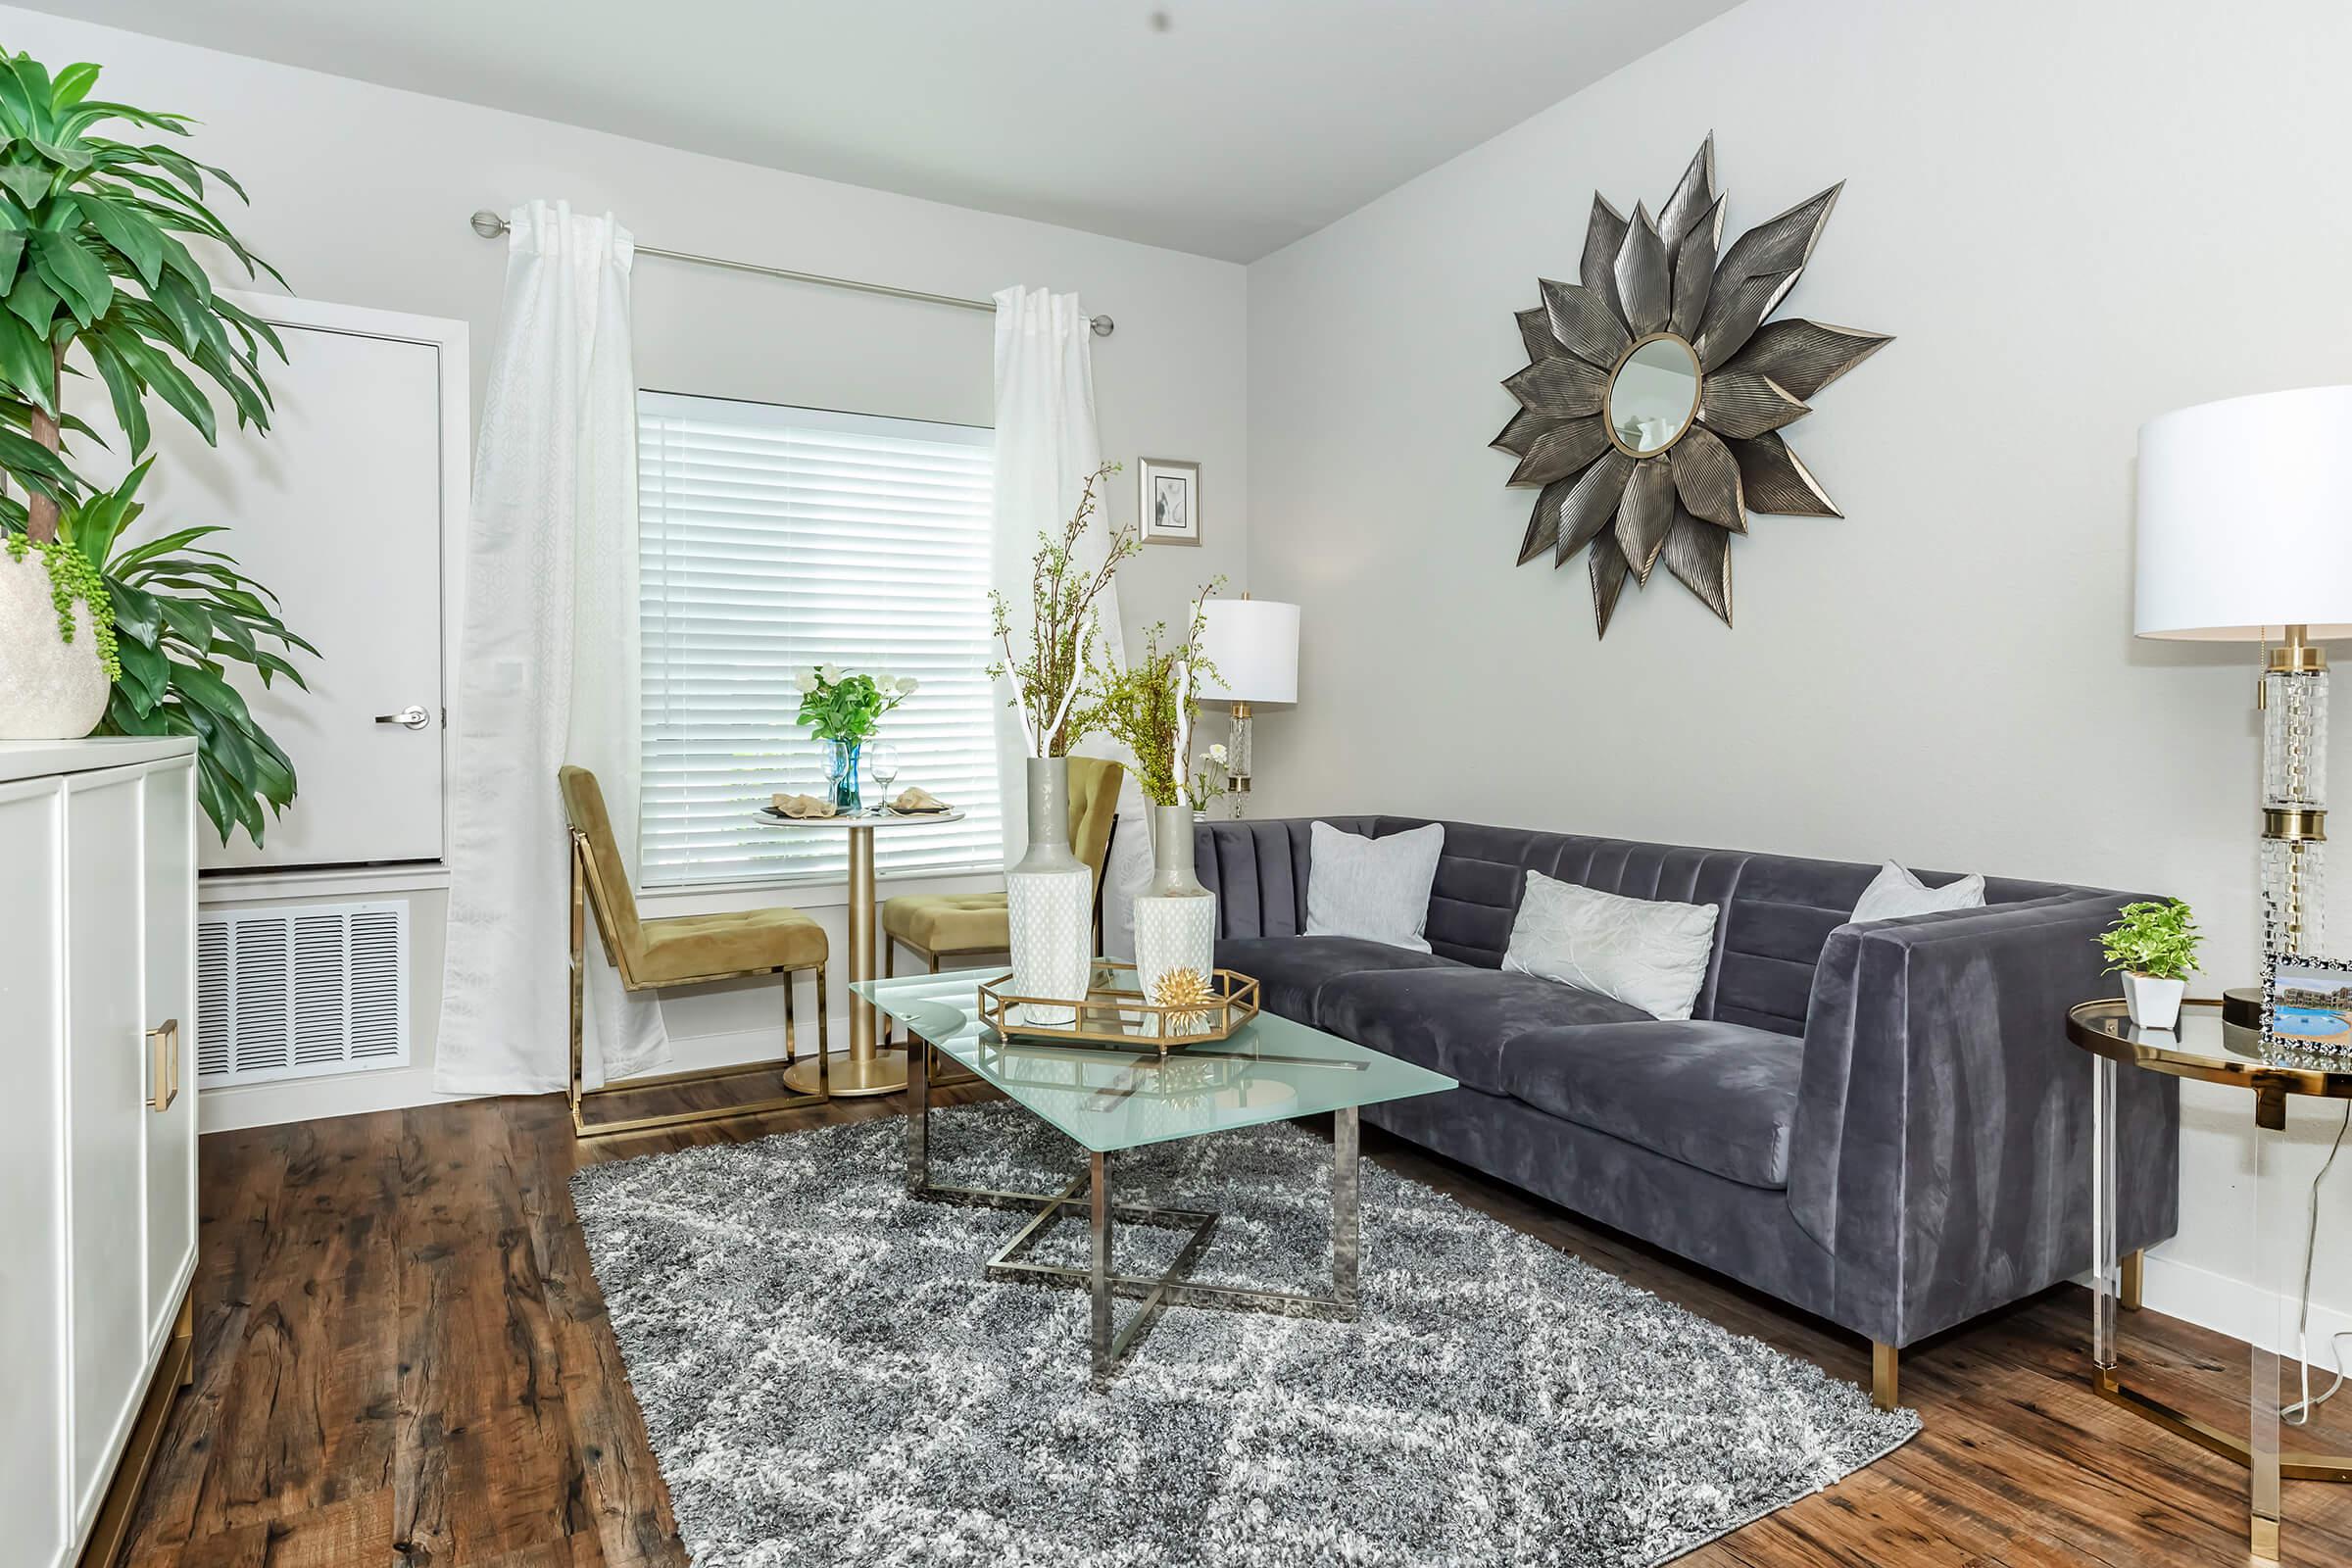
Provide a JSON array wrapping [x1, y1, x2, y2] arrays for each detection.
[[375, 705, 431, 731]]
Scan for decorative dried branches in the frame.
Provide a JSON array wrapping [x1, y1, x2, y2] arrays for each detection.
[[1087, 578, 1223, 808], [989, 460, 1139, 758]]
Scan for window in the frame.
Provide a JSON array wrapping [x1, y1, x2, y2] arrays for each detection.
[[637, 392, 1002, 886]]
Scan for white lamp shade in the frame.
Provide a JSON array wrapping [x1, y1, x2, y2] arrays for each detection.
[[1199, 599, 1298, 704], [2135, 385, 2352, 640]]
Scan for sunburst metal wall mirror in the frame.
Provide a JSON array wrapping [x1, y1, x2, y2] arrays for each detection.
[[1493, 136, 1890, 634]]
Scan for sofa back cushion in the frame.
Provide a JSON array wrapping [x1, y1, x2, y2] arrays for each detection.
[[1345, 817, 2081, 1038], [1190, 814, 2084, 1037]]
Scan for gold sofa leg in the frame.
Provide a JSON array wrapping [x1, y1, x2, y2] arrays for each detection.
[[1872, 1342, 1899, 1411], [2122, 1249, 2143, 1312]]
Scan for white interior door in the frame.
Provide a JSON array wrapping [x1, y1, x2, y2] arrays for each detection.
[[77, 296, 467, 871]]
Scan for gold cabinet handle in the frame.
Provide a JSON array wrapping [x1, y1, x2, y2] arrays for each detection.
[[147, 1018, 179, 1112]]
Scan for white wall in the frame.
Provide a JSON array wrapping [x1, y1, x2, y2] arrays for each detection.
[[1246, 0, 2352, 1340], [0, 6, 1249, 1127]]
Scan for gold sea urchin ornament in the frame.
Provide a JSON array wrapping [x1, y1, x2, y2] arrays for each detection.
[[1494, 135, 1891, 635], [1151, 966, 1216, 1036]]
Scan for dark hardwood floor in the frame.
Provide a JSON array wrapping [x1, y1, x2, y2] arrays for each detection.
[[122, 1081, 2350, 1567]]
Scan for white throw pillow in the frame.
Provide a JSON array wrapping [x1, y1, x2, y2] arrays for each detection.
[[1304, 821, 1446, 953], [1501, 871, 1719, 1021], [1850, 860, 1985, 923]]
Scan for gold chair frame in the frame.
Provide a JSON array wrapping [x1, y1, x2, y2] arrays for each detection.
[[567, 827, 831, 1139]]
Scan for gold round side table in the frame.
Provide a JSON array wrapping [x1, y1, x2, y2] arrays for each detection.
[[2065, 997, 2352, 1562]]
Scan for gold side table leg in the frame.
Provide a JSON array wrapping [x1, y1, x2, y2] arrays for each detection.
[[787, 820, 907, 1098]]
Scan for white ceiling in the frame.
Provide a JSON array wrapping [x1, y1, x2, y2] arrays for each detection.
[[42, 0, 1742, 262]]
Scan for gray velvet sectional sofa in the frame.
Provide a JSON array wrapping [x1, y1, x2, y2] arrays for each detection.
[[1193, 815, 2180, 1405]]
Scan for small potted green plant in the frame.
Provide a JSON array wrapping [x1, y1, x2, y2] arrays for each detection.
[[2099, 899, 2201, 1030], [793, 664, 914, 813]]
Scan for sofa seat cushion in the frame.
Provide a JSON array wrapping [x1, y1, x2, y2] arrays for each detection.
[[1314, 968, 1649, 1095], [1214, 935, 1461, 1023], [1500, 1019, 1805, 1189]]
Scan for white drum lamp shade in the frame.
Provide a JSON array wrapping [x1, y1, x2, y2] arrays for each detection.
[[1199, 599, 1298, 705], [2135, 385, 2352, 640], [2135, 383, 2352, 967]]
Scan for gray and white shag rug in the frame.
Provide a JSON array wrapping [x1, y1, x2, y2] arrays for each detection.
[[570, 1103, 1917, 1568]]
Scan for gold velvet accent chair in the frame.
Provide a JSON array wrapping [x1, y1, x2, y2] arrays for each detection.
[[560, 764, 831, 1140], [882, 757, 1125, 1051]]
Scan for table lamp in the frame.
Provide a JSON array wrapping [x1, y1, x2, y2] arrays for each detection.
[[1199, 596, 1298, 804], [2135, 385, 2352, 970]]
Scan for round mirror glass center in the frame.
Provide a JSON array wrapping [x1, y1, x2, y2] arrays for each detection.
[[1606, 335, 1701, 457]]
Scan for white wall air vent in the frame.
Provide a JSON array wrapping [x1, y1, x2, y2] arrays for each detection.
[[195, 900, 410, 1087]]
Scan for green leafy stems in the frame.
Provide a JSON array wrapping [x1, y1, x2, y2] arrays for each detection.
[[794, 664, 914, 744], [0, 48, 286, 542], [1083, 578, 1225, 809], [988, 461, 1138, 759], [2099, 899, 2201, 982], [57, 462, 313, 844], [0, 47, 305, 847]]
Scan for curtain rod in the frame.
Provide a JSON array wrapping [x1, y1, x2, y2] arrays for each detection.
[[467, 210, 1113, 337]]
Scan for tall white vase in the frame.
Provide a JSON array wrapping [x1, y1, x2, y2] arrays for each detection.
[[1133, 803, 1216, 1035], [1005, 756, 1092, 1026]]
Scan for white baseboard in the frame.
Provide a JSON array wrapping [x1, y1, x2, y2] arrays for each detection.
[[2139, 1249, 2352, 1364], [198, 1061, 473, 1133], [197, 1022, 800, 1134]]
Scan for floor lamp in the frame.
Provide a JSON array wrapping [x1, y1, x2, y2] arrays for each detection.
[[2135, 386, 2352, 986], [1199, 596, 1298, 813]]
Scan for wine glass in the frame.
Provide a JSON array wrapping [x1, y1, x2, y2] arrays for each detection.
[[867, 741, 902, 808]]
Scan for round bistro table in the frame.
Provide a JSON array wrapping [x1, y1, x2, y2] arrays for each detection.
[[756, 807, 965, 1098], [2065, 997, 2352, 1562]]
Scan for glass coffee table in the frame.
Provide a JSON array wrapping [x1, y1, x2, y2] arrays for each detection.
[[854, 965, 1455, 1379]]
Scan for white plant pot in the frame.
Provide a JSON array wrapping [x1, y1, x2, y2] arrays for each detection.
[[0, 550, 108, 740], [1133, 803, 1216, 1036], [2121, 972, 2186, 1031], [1005, 757, 1092, 1026]]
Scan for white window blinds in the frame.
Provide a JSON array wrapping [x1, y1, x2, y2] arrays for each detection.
[[637, 392, 1002, 887]]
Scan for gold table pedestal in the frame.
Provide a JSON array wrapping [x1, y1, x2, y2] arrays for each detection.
[[763, 807, 965, 1100]]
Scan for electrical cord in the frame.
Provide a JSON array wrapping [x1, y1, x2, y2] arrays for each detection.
[[2284, 1101, 2352, 1426]]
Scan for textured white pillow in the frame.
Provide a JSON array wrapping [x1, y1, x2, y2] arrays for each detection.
[[1502, 871, 1719, 1021], [1304, 821, 1446, 953], [1850, 860, 1985, 923]]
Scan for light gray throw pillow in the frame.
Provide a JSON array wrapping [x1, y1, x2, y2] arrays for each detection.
[[1501, 870, 1719, 1021], [1850, 860, 1985, 922], [1305, 820, 1445, 953]]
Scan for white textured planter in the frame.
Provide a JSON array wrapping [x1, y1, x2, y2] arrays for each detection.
[[0, 550, 107, 741], [1133, 803, 1216, 1036], [2121, 972, 2186, 1031], [1005, 757, 1092, 1026]]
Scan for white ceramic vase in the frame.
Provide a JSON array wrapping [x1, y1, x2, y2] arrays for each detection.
[[0, 549, 108, 741], [1005, 756, 1092, 1026], [2121, 971, 2186, 1031], [1133, 802, 1216, 1035]]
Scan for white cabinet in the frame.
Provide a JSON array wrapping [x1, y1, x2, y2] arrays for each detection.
[[0, 738, 199, 1568]]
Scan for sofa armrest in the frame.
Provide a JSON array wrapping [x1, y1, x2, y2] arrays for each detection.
[[1788, 894, 2180, 1346], [1194, 815, 1376, 939]]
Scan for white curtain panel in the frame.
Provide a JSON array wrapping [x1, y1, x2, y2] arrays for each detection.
[[990, 287, 1138, 845], [436, 201, 667, 1095]]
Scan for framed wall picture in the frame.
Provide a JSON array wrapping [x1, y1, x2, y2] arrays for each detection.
[[1139, 457, 1201, 547], [2262, 953, 2352, 1053]]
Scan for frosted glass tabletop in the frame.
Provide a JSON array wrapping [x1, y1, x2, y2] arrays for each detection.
[[853, 966, 1455, 1153]]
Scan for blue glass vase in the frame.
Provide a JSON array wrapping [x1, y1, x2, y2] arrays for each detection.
[[824, 737, 862, 814]]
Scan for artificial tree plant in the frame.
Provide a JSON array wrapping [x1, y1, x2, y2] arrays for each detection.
[[0, 46, 307, 843]]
